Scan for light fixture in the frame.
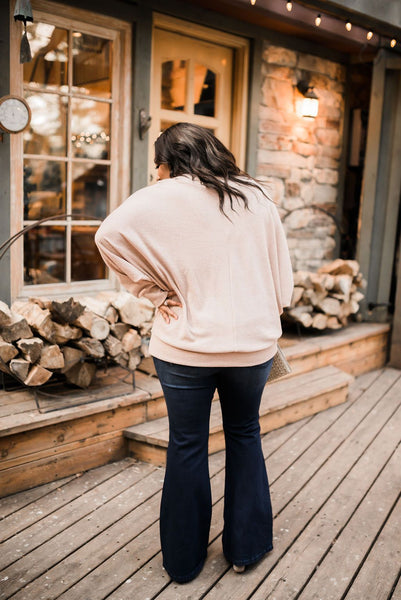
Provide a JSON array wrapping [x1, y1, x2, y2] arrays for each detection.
[[345, 21, 352, 31], [250, 0, 256, 4], [391, 38, 397, 48], [297, 79, 319, 118], [315, 14, 321, 26], [367, 31, 373, 40], [286, 1, 293, 12]]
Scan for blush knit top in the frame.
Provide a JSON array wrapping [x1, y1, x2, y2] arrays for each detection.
[[95, 175, 294, 367]]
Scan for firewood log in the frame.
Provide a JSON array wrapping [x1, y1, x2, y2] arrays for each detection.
[[312, 313, 328, 330], [74, 310, 110, 340], [316, 297, 342, 316], [1, 312, 33, 343], [332, 275, 352, 301], [111, 292, 154, 327], [110, 322, 130, 340], [11, 301, 55, 342], [75, 337, 105, 358], [351, 291, 364, 303], [0, 338, 19, 363], [103, 334, 123, 357], [52, 322, 82, 345], [16, 337, 43, 363], [9, 358, 30, 382], [60, 346, 84, 373], [128, 349, 142, 371], [79, 296, 111, 318], [39, 344, 65, 370], [50, 297, 85, 324], [293, 271, 313, 288], [64, 361, 96, 388], [318, 258, 360, 278], [327, 316, 342, 329], [290, 286, 304, 306], [0, 301, 13, 327], [122, 329, 142, 353], [113, 352, 129, 368], [105, 305, 119, 324], [25, 364, 52, 386]]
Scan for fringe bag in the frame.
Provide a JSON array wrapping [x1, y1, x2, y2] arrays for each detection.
[[268, 345, 291, 382]]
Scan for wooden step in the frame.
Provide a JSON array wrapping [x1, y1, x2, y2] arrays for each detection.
[[124, 365, 354, 466]]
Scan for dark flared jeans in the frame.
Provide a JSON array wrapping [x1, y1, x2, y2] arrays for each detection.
[[153, 356, 274, 583]]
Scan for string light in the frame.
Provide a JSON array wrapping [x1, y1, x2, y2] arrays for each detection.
[[278, 2, 398, 51]]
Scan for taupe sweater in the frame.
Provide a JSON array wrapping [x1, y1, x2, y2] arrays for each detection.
[[95, 175, 293, 366]]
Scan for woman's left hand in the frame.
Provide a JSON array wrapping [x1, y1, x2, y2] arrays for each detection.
[[158, 291, 182, 324]]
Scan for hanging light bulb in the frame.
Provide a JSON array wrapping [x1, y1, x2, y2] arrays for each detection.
[[250, 0, 256, 4], [286, 1, 293, 12], [391, 38, 397, 48], [315, 14, 321, 26], [345, 21, 352, 31], [367, 31, 373, 40]]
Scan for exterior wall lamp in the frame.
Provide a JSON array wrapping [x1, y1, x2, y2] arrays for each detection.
[[296, 79, 319, 118]]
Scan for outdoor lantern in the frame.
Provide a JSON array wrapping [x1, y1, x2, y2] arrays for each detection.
[[296, 79, 319, 118]]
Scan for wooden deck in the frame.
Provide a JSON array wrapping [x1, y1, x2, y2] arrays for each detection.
[[0, 366, 400, 600]]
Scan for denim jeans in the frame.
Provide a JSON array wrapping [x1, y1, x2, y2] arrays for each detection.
[[153, 356, 274, 583]]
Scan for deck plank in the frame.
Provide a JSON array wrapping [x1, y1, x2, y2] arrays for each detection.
[[200, 370, 401, 600], [0, 459, 135, 543], [296, 443, 401, 600], [343, 497, 401, 600], [0, 476, 75, 520], [250, 407, 401, 599], [0, 368, 398, 600]]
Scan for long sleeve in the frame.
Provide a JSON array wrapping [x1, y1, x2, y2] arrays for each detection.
[[95, 203, 169, 308], [270, 205, 294, 313]]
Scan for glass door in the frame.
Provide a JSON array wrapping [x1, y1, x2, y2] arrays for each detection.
[[149, 27, 234, 181]]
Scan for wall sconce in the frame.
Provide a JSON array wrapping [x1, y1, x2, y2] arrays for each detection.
[[296, 79, 319, 118]]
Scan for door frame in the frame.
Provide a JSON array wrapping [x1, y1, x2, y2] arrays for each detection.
[[151, 13, 249, 171], [356, 49, 401, 324]]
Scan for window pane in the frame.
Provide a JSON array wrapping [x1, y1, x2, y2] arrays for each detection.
[[73, 33, 112, 98], [161, 60, 187, 110], [24, 159, 66, 220], [71, 226, 105, 281], [71, 98, 110, 159], [24, 24, 68, 91], [24, 226, 66, 285], [24, 93, 67, 156], [72, 163, 108, 219], [194, 65, 216, 116]]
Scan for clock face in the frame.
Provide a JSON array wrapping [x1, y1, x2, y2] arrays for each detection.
[[0, 96, 31, 133]]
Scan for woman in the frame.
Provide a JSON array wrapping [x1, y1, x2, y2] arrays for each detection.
[[95, 123, 293, 584]]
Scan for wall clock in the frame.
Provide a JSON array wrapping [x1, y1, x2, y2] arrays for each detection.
[[0, 95, 31, 134]]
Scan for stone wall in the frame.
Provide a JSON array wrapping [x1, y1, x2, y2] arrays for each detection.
[[257, 43, 346, 271]]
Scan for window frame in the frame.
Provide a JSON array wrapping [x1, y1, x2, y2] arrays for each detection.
[[10, 0, 132, 300]]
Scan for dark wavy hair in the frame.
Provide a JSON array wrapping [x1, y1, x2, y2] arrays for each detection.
[[154, 122, 267, 215]]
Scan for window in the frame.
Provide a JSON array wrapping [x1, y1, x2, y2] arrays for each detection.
[[10, 2, 131, 297]]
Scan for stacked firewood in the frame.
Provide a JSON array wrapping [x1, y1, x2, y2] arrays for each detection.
[[284, 259, 365, 330], [0, 293, 154, 388]]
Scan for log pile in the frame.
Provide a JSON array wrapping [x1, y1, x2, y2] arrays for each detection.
[[284, 259, 365, 330], [0, 292, 155, 388]]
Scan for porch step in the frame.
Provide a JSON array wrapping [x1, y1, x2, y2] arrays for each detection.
[[124, 365, 354, 466]]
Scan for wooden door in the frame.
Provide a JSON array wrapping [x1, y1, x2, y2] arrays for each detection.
[[149, 26, 234, 181]]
